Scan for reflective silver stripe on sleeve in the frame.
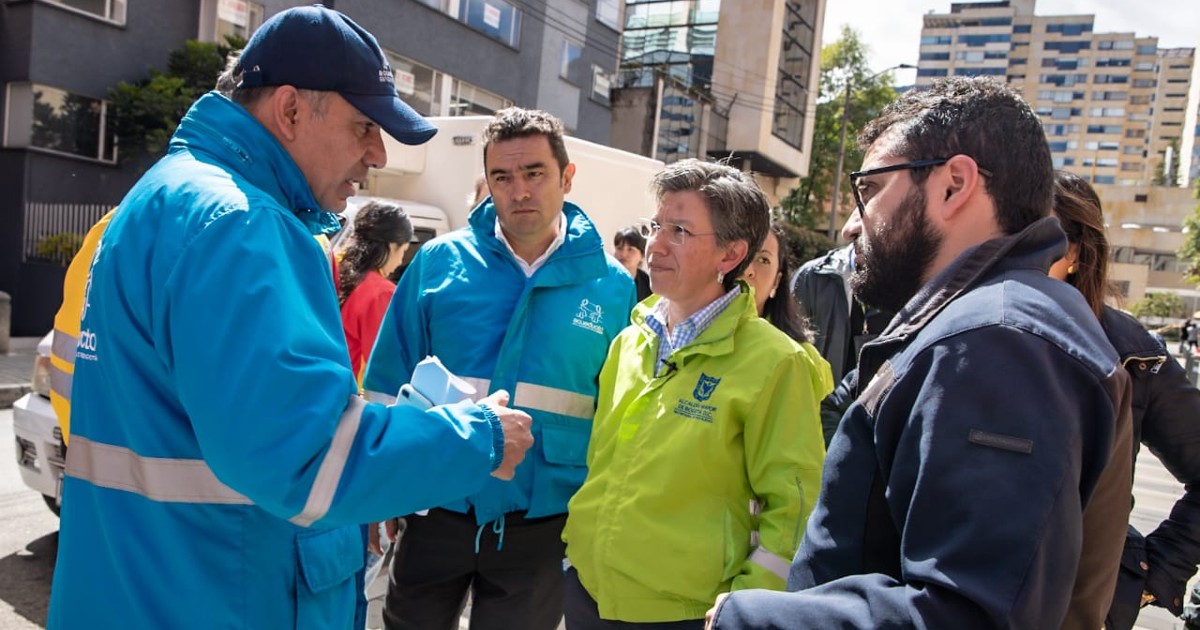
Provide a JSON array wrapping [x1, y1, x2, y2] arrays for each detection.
[[514, 382, 595, 419], [363, 389, 396, 405], [65, 435, 252, 504], [290, 396, 366, 527], [52, 329, 78, 364], [749, 547, 791, 581], [461, 377, 490, 399], [49, 364, 73, 400]]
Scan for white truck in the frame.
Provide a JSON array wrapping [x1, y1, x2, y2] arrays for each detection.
[[357, 116, 665, 254]]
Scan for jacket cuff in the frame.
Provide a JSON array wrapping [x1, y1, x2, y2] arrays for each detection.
[[478, 403, 504, 472]]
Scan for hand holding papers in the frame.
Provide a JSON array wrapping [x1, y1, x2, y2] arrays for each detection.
[[395, 357, 533, 481]]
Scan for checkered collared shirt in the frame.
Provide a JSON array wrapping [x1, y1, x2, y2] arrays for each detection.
[[646, 286, 742, 376]]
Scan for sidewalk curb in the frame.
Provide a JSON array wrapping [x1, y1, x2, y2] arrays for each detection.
[[1, 384, 31, 409]]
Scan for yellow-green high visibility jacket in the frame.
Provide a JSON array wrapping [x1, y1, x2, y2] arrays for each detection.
[[563, 289, 832, 623]]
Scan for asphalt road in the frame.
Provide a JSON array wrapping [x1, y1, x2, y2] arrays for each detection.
[[0, 406, 1194, 629]]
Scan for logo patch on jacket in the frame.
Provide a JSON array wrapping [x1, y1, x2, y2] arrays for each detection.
[[674, 373, 720, 422], [572, 298, 605, 335]]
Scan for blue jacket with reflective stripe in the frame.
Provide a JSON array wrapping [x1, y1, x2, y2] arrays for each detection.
[[364, 199, 636, 524], [49, 93, 505, 630]]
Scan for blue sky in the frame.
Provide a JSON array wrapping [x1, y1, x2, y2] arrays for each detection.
[[822, 0, 1200, 86]]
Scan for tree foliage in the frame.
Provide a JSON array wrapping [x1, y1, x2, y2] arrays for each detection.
[[1129, 291, 1186, 319], [1153, 138, 1183, 187], [778, 26, 900, 234], [108, 35, 246, 161], [1177, 179, 1200, 282]]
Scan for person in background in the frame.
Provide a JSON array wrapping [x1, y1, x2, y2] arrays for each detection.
[[707, 76, 1132, 630], [339, 200, 413, 383], [1179, 319, 1192, 355], [562, 159, 831, 629], [364, 107, 636, 630], [613, 226, 653, 302], [47, 7, 533, 629], [791, 244, 892, 385], [1049, 170, 1200, 629], [741, 221, 810, 343]]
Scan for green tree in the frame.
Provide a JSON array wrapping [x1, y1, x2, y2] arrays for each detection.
[[779, 26, 899, 234], [1129, 291, 1186, 319], [108, 35, 246, 161], [1177, 179, 1200, 281], [1153, 138, 1183, 187]]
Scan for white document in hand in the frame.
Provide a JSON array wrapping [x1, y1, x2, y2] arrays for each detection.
[[396, 356, 481, 516], [396, 356, 478, 409]]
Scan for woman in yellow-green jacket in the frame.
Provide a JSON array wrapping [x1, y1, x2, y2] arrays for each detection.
[[562, 159, 832, 628]]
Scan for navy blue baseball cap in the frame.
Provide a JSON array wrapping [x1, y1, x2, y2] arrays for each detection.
[[235, 4, 437, 145]]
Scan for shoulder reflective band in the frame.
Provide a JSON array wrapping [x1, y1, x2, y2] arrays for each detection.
[[66, 435, 252, 504], [514, 382, 595, 420], [290, 396, 367, 527], [749, 546, 791, 581], [52, 330, 78, 365]]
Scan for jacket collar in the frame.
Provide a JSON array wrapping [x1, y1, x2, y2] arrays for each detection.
[[467, 198, 608, 286], [632, 283, 758, 364], [168, 92, 341, 236], [877, 216, 1068, 343]]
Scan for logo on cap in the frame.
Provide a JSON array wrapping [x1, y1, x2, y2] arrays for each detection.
[[378, 68, 394, 84]]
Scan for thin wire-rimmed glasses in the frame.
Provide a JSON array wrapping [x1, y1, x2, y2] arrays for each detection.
[[636, 219, 717, 247], [849, 158, 994, 217]]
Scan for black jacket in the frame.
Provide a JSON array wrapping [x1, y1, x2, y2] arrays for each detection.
[[1102, 306, 1200, 627], [792, 246, 891, 445], [715, 217, 1133, 629]]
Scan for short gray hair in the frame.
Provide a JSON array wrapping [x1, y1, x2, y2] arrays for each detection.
[[215, 50, 328, 114], [650, 159, 769, 291]]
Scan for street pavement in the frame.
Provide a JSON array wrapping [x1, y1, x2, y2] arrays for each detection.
[[0, 338, 38, 410]]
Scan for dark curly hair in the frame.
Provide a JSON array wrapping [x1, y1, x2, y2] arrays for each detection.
[[337, 200, 413, 305], [761, 222, 812, 343], [859, 76, 1053, 234]]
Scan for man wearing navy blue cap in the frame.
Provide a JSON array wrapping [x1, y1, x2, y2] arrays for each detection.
[[47, 6, 532, 629]]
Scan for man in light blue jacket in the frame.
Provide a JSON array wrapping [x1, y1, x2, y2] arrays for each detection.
[[47, 6, 532, 629], [363, 108, 636, 630]]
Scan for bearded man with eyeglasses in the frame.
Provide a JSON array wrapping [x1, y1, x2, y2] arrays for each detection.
[[707, 76, 1133, 630]]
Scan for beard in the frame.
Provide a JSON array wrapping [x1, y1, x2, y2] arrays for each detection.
[[849, 185, 943, 314]]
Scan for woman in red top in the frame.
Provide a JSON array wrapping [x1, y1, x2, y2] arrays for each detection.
[[339, 200, 413, 382]]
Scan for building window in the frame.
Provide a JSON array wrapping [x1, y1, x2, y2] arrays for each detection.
[[920, 52, 951, 61], [921, 35, 953, 46], [1044, 41, 1091, 53], [1045, 22, 1092, 36], [772, 0, 815, 149], [43, 0, 126, 23], [955, 67, 1006, 77], [420, 0, 523, 47], [621, 0, 720, 90], [561, 40, 584, 82], [4, 83, 117, 163], [591, 65, 613, 106], [596, 0, 621, 30], [917, 68, 949, 77], [384, 51, 440, 116], [958, 34, 1011, 46], [1013, 24, 1031, 33], [1134, 194, 1148, 202], [657, 84, 704, 163], [213, 0, 265, 41], [448, 79, 511, 116]]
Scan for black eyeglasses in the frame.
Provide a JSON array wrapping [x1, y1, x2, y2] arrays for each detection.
[[849, 158, 994, 217]]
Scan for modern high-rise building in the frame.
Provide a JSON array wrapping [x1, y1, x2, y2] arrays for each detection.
[[915, 0, 1195, 188], [609, 0, 825, 205], [0, 0, 623, 335]]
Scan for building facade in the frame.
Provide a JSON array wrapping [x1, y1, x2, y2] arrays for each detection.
[[915, 0, 1195, 188], [1, 0, 622, 335], [610, 0, 825, 206]]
